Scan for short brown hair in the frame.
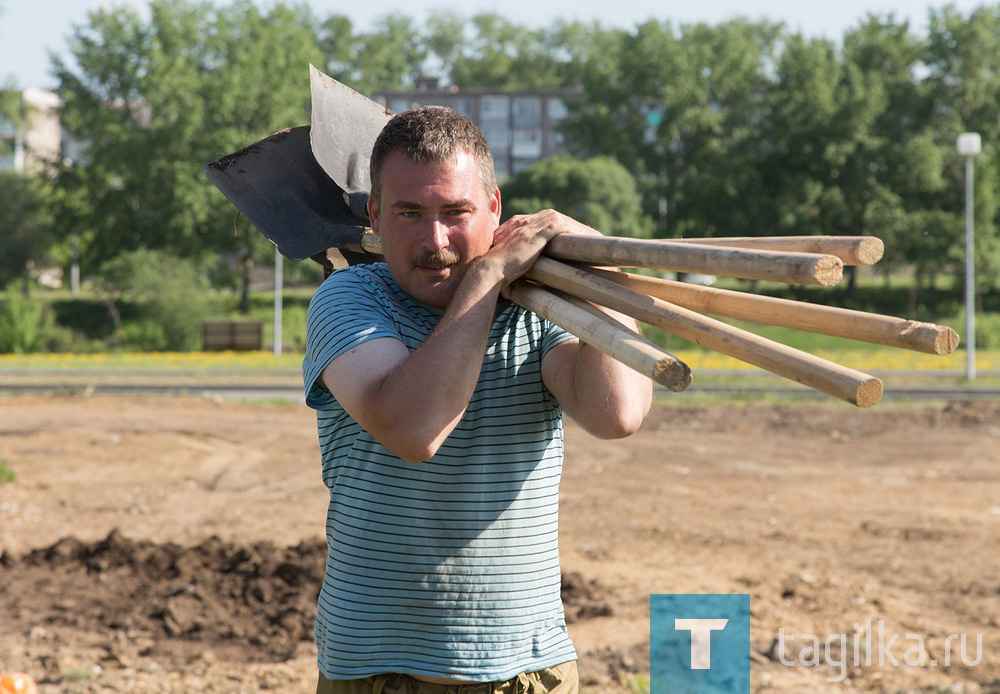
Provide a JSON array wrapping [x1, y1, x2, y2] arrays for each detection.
[[369, 105, 497, 202]]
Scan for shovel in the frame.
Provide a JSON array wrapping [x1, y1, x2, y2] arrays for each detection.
[[204, 125, 377, 264], [308, 64, 393, 220]]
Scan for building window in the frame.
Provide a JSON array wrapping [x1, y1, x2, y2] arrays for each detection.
[[547, 97, 568, 120], [512, 96, 542, 127], [480, 95, 510, 123], [547, 130, 566, 153], [511, 127, 542, 158], [0, 116, 16, 138], [482, 126, 511, 151]]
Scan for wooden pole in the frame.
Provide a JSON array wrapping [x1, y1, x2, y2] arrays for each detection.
[[543, 235, 844, 286], [506, 281, 692, 391], [356, 231, 844, 286], [666, 236, 884, 266], [526, 258, 882, 407], [585, 268, 959, 356], [350, 230, 687, 388]]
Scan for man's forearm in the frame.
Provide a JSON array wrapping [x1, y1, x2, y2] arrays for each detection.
[[362, 260, 505, 462]]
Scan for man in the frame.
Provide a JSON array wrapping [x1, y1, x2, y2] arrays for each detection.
[[303, 106, 652, 694]]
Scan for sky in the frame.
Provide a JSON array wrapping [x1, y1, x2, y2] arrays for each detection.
[[0, 0, 990, 90]]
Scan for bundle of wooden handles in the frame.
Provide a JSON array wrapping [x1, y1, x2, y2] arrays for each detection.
[[348, 231, 958, 408]]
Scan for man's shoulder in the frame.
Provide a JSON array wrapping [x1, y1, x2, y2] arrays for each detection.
[[313, 262, 395, 302], [324, 262, 391, 287]]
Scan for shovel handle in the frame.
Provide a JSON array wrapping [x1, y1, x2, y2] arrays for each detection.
[[507, 281, 691, 391], [350, 230, 841, 286]]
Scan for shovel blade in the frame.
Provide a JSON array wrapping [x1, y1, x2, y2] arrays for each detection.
[[308, 65, 394, 217], [204, 125, 369, 261]]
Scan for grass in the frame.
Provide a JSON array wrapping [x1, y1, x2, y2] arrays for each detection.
[[0, 351, 305, 390], [0, 350, 303, 372], [625, 675, 650, 694], [1, 347, 998, 382], [1, 348, 997, 407], [0, 460, 15, 486], [61, 667, 92, 682]]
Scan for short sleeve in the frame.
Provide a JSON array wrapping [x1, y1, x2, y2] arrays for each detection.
[[539, 313, 576, 360], [302, 267, 404, 409]]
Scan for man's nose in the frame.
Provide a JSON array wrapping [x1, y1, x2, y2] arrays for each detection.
[[423, 218, 449, 250]]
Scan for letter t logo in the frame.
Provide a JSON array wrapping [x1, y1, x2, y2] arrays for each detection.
[[674, 619, 729, 669]]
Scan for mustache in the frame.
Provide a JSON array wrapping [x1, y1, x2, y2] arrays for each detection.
[[414, 249, 461, 268]]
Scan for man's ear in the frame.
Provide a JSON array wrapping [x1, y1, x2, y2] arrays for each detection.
[[367, 195, 380, 235], [490, 188, 501, 226]]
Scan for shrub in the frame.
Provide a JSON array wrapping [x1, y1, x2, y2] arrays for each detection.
[[0, 282, 54, 353], [0, 460, 15, 486], [951, 311, 1000, 350], [99, 249, 221, 351]]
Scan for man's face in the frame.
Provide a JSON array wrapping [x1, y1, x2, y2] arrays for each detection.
[[367, 148, 501, 309]]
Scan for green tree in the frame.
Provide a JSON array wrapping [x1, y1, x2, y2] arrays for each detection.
[[838, 15, 949, 285], [756, 35, 890, 237], [320, 15, 425, 94], [442, 13, 566, 89], [0, 85, 19, 122], [53, 0, 324, 306], [562, 20, 782, 240], [501, 155, 653, 238], [0, 172, 55, 287], [98, 248, 218, 350], [923, 5, 1000, 293]]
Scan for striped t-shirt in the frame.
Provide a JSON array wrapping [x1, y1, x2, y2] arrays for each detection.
[[302, 263, 578, 682]]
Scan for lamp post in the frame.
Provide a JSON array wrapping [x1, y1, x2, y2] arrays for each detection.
[[273, 248, 283, 356], [956, 132, 981, 380]]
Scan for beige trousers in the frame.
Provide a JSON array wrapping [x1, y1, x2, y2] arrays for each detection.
[[317, 661, 578, 694]]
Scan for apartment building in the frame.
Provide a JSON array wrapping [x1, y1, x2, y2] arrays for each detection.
[[0, 87, 62, 175], [373, 78, 573, 180]]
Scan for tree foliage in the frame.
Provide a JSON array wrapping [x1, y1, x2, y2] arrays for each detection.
[[501, 156, 652, 238], [53, 0, 324, 289], [562, 19, 784, 240], [98, 248, 218, 350], [0, 172, 55, 287], [559, 9, 999, 293], [0, 0, 993, 314], [922, 5, 1000, 290]]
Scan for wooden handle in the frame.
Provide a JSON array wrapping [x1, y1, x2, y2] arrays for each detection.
[[543, 235, 843, 286], [506, 282, 692, 391], [666, 236, 884, 266], [586, 268, 959, 355], [351, 230, 843, 286], [527, 258, 882, 407]]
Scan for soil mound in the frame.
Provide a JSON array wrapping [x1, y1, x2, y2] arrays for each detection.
[[1, 531, 619, 664], [2, 531, 327, 661]]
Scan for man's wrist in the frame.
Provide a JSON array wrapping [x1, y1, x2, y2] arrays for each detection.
[[464, 255, 506, 294]]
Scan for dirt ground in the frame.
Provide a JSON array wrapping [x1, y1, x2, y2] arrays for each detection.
[[0, 394, 998, 693]]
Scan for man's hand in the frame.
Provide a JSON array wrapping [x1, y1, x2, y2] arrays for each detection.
[[502, 212, 654, 438], [479, 209, 595, 291]]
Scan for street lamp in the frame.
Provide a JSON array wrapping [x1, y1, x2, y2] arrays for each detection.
[[956, 132, 981, 380], [273, 248, 283, 356]]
